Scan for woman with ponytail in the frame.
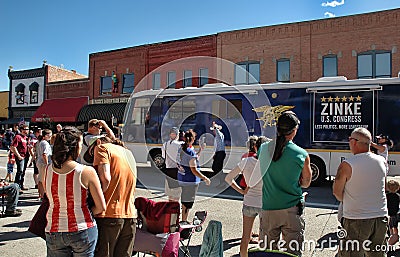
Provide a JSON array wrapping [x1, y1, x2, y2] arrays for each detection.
[[258, 111, 312, 257], [177, 130, 211, 221], [44, 126, 106, 257]]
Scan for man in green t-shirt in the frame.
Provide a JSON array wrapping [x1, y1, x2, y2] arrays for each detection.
[[258, 111, 312, 257]]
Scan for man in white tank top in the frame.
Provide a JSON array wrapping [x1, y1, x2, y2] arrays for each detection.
[[333, 127, 388, 257]]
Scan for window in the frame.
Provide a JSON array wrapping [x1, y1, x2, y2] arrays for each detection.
[[29, 82, 39, 104], [277, 59, 290, 82], [199, 68, 208, 86], [15, 83, 25, 104], [153, 73, 161, 89], [234, 62, 260, 85], [183, 70, 192, 87], [130, 98, 150, 125], [167, 71, 176, 88], [323, 55, 337, 77], [212, 99, 242, 119], [122, 73, 134, 94], [168, 100, 196, 120], [101, 76, 112, 95], [358, 51, 391, 78]]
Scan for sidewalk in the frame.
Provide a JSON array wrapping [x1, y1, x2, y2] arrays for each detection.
[[2, 161, 397, 256]]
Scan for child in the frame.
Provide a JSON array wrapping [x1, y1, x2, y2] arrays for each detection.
[[5, 150, 15, 182], [387, 179, 400, 245]]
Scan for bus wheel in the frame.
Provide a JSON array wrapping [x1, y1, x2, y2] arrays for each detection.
[[150, 150, 164, 170], [310, 156, 326, 186]]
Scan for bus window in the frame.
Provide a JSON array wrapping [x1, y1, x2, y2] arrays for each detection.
[[168, 100, 196, 120], [131, 98, 150, 125], [227, 99, 242, 119], [212, 99, 242, 119]]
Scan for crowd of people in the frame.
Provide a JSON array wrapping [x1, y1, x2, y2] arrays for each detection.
[[0, 111, 398, 257]]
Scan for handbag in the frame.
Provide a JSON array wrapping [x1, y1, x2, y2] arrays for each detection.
[[28, 193, 49, 240]]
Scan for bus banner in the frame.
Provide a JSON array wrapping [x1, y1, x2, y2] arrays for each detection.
[[312, 90, 375, 143]]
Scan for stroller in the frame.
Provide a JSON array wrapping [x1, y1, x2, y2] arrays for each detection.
[[133, 197, 207, 257]]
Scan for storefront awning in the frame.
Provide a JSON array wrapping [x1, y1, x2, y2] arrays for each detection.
[[77, 103, 126, 123], [0, 117, 31, 125], [31, 96, 88, 122]]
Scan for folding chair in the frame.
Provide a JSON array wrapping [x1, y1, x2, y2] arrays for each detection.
[[133, 197, 181, 257], [179, 210, 207, 257]]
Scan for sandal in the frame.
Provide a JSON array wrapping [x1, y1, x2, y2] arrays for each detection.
[[249, 238, 259, 244]]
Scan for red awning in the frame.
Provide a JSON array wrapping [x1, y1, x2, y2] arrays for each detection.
[[31, 96, 88, 122]]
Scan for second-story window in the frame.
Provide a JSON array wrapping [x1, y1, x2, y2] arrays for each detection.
[[199, 68, 208, 87], [183, 70, 192, 87], [122, 73, 134, 94], [358, 51, 391, 78], [101, 76, 112, 95], [167, 71, 176, 88], [277, 59, 290, 82], [29, 82, 39, 104], [153, 73, 161, 89], [323, 55, 337, 77], [234, 61, 260, 85], [15, 83, 25, 104]]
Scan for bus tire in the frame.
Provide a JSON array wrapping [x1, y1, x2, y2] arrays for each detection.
[[149, 149, 164, 171], [310, 156, 326, 187]]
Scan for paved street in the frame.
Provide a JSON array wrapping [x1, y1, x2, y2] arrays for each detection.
[[1, 149, 400, 256]]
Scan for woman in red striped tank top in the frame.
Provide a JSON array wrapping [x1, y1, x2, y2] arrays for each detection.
[[44, 126, 106, 257]]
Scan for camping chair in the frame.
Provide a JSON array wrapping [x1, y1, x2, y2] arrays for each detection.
[[179, 210, 207, 257], [248, 248, 299, 256], [133, 197, 181, 257]]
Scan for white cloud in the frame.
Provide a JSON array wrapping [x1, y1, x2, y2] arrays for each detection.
[[321, 0, 344, 7], [324, 11, 336, 18]]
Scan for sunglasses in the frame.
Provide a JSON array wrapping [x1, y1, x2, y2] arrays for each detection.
[[348, 137, 359, 142]]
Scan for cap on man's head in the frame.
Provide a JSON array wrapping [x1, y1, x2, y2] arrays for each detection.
[[88, 119, 100, 127], [88, 135, 106, 146], [170, 127, 179, 135], [277, 111, 300, 135]]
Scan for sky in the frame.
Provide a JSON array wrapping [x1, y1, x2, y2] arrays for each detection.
[[0, 0, 399, 92]]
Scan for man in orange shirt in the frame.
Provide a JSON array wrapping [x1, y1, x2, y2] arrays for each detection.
[[91, 136, 137, 257]]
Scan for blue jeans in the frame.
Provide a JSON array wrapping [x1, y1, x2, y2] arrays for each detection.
[[0, 183, 19, 212], [46, 225, 98, 257], [14, 158, 26, 188]]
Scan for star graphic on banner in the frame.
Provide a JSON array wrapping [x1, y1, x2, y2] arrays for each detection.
[[328, 96, 333, 102], [335, 96, 340, 102], [356, 95, 362, 101], [341, 96, 347, 102], [349, 95, 354, 101], [321, 96, 326, 102]]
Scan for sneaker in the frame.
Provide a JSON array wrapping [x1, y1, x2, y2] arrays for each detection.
[[4, 209, 22, 217]]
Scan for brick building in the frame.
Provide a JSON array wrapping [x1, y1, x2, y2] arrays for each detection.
[[87, 8, 399, 97], [6, 64, 87, 126]]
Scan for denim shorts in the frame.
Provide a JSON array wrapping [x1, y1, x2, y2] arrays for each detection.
[[242, 204, 262, 218], [46, 225, 98, 257]]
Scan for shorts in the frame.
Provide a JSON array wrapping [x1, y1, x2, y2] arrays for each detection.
[[242, 204, 262, 218], [165, 180, 182, 201], [181, 184, 199, 209], [7, 163, 14, 174], [389, 215, 398, 228]]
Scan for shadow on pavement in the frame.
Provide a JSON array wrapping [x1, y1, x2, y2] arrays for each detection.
[[223, 237, 241, 252], [317, 232, 339, 249], [0, 230, 38, 246], [2, 220, 30, 228]]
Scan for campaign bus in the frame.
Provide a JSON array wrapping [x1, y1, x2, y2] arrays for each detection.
[[122, 76, 400, 186]]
